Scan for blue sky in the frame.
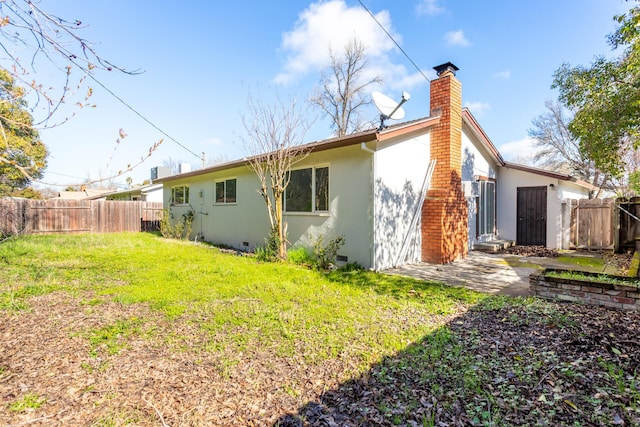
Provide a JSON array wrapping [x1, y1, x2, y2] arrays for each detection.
[[21, 0, 629, 188]]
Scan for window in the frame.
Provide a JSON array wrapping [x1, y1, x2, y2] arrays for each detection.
[[477, 180, 495, 235], [285, 166, 329, 213], [215, 178, 237, 204], [171, 185, 189, 205]]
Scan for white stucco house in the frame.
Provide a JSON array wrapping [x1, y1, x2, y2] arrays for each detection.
[[156, 62, 593, 270], [497, 162, 595, 249]]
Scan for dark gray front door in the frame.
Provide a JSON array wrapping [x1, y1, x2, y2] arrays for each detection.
[[516, 186, 547, 246]]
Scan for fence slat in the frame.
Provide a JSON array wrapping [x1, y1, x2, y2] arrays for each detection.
[[0, 199, 163, 235], [569, 198, 614, 250]]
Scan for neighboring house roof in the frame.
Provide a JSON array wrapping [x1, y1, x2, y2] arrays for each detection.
[[54, 189, 111, 200], [155, 115, 442, 183], [89, 183, 163, 200], [503, 162, 597, 191]]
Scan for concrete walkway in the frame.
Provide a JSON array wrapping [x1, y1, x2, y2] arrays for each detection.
[[385, 251, 607, 297]]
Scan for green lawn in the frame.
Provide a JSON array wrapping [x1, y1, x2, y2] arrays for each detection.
[[0, 233, 483, 366], [0, 233, 638, 426]]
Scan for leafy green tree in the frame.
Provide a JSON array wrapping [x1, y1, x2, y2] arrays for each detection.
[[552, 1, 640, 178], [8, 187, 43, 199], [0, 69, 47, 197]]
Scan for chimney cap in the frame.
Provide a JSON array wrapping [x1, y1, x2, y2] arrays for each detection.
[[433, 62, 459, 76]]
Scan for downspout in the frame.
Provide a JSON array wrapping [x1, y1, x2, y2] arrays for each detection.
[[361, 142, 376, 270]]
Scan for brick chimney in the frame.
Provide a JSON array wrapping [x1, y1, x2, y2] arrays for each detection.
[[421, 62, 468, 264]]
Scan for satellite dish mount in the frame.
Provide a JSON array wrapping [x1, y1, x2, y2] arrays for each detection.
[[372, 91, 411, 130]]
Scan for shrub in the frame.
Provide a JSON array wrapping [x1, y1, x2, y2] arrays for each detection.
[[160, 208, 195, 240], [255, 227, 280, 262], [312, 234, 345, 271]]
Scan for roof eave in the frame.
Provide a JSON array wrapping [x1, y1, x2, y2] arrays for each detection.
[[503, 161, 597, 191], [461, 108, 505, 166], [376, 115, 441, 141], [156, 114, 443, 184]]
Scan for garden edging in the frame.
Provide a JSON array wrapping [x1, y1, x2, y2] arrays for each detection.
[[530, 268, 640, 312]]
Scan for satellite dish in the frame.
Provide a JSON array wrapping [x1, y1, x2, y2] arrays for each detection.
[[372, 91, 411, 130]]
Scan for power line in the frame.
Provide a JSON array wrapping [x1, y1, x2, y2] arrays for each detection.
[[45, 171, 86, 180], [357, 0, 431, 83], [81, 69, 203, 162]]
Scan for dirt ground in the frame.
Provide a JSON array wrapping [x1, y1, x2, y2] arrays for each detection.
[[1, 288, 639, 426]]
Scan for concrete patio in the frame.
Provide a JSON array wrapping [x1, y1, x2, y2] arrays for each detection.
[[385, 250, 614, 297]]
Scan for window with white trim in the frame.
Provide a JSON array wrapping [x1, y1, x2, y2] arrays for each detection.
[[477, 180, 495, 235], [285, 166, 329, 213], [215, 178, 237, 204], [171, 185, 189, 205]]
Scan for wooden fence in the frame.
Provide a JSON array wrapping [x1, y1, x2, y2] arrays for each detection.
[[569, 198, 615, 250], [616, 197, 640, 252], [568, 197, 640, 252], [0, 199, 163, 236]]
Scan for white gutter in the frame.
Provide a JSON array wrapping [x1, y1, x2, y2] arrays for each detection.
[[360, 142, 375, 154]]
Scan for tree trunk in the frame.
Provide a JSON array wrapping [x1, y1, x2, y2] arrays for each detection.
[[274, 193, 287, 259]]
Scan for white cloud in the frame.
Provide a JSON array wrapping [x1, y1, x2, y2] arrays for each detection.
[[493, 69, 511, 79], [206, 137, 223, 146], [464, 101, 490, 116], [275, 0, 403, 85], [498, 137, 539, 162], [392, 70, 431, 91], [416, 0, 445, 16], [444, 29, 470, 47]]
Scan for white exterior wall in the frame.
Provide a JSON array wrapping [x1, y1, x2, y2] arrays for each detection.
[[461, 124, 499, 249], [162, 144, 375, 269], [162, 165, 271, 250], [373, 133, 431, 271], [497, 167, 591, 249], [285, 145, 373, 269], [144, 187, 164, 203]]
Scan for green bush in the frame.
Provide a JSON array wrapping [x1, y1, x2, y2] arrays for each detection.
[[339, 261, 364, 272], [312, 234, 345, 270], [160, 208, 195, 240], [255, 227, 280, 262]]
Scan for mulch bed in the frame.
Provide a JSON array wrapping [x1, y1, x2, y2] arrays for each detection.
[[507, 245, 559, 258], [278, 303, 640, 427], [1, 293, 639, 426]]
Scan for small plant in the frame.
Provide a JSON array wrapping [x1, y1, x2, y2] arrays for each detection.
[[339, 261, 364, 272], [312, 234, 345, 270], [160, 208, 195, 240], [87, 317, 141, 357], [9, 392, 46, 412], [545, 270, 640, 287], [287, 246, 313, 266], [255, 227, 281, 262]]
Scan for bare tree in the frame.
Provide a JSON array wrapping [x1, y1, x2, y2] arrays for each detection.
[[529, 100, 607, 195], [162, 157, 181, 174], [241, 93, 311, 259], [0, 1, 161, 189], [311, 38, 382, 137], [0, 1, 136, 123]]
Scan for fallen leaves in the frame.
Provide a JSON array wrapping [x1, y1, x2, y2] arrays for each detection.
[[1, 292, 639, 426]]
